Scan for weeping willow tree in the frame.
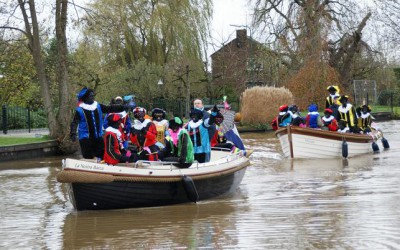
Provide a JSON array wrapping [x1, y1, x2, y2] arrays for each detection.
[[73, 0, 212, 105]]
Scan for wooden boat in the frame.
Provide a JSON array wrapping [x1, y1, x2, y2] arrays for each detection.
[[275, 125, 389, 159], [57, 148, 252, 211]]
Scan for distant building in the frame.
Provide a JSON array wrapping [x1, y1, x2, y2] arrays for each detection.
[[211, 29, 273, 97]]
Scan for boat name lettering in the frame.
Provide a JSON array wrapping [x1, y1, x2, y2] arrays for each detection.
[[74, 163, 104, 170]]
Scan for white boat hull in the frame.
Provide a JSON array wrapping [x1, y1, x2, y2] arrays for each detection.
[[276, 126, 383, 159]]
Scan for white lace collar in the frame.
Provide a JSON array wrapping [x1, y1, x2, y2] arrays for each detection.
[[105, 126, 122, 139], [361, 113, 370, 119], [133, 119, 151, 130], [153, 119, 168, 126], [322, 116, 334, 122], [188, 120, 203, 129], [79, 101, 98, 111], [338, 103, 352, 113]]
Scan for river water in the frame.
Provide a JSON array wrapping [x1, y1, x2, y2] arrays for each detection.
[[1, 120, 400, 249]]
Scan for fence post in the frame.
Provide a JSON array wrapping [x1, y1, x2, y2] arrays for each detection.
[[27, 106, 31, 133], [390, 92, 393, 113], [2, 105, 7, 134]]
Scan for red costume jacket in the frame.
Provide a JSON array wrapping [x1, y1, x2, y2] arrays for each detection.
[[103, 130, 124, 165], [130, 119, 158, 149]]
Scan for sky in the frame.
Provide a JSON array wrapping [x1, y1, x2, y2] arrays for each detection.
[[209, 0, 252, 57]]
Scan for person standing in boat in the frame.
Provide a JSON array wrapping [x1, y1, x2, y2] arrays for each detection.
[[325, 85, 341, 108], [151, 108, 169, 149], [357, 105, 373, 133], [321, 108, 338, 131], [305, 104, 322, 128], [338, 95, 359, 133], [185, 107, 217, 163], [70, 87, 127, 160], [193, 98, 216, 144], [163, 117, 194, 168], [103, 113, 135, 165], [328, 94, 341, 121], [130, 107, 160, 161]]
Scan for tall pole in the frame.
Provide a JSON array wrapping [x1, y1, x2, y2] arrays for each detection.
[[185, 65, 190, 118]]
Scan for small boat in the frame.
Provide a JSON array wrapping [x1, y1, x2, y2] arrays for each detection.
[[275, 125, 389, 159], [57, 148, 252, 211]]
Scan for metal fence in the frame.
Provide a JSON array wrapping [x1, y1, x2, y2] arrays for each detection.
[[1, 98, 239, 134], [1, 105, 48, 134]]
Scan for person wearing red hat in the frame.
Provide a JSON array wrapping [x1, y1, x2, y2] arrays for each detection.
[[103, 113, 134, 165], [271, 104, 292, 130], [322, 108, 338, 131], [130, 107, 159, 161]]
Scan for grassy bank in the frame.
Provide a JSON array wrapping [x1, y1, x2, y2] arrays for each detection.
[[0, 136, 52, 146]]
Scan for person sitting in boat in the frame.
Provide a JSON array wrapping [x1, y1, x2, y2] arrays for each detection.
[[185, 106, 217, 163], [328, 94, 341, 121], [278, 104, 292, 127], [103, 113, 135, 165], [357, 105, 373, 133], [321, 108, 338, 131], [70, 87, 127, 160], [337, 119, 350, 133], [151, 108, 169, 149], [130, 107, 160, 161], [163, 117, 194, 168], [305, 104, 322, 129], [325, 85, 341, 108], [288, 104, 305, 127], [338, 95, 359, 133], [210, 112, 234, 150], [103, 96, 132, 149]]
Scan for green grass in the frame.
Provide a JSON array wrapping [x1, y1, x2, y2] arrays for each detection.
[[0, 136, 52, 146]]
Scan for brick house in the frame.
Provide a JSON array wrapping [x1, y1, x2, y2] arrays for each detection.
[[211, 29, 270, 98]]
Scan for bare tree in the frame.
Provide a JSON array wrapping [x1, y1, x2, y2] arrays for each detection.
[[1, 0, 75, 153], [251, 0, 377, 89]]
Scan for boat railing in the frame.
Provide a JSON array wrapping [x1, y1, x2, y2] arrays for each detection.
[[133, 149, 245, 169]]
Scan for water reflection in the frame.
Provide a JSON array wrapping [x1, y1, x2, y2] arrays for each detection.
[[1, 121, 400, 249], [63, 199, 241, 249]]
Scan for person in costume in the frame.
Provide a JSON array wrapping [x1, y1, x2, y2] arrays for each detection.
[[288, 104, 305, 127], [357, 105, 373, 133], [130, 107, 160, 161], [185, 106, 217, 163], [103, 96, 132, 149], [305, 104, 322, 128], [70, 87, 126, 159], [328, 94, 341, 121], [162, 117, 194, 168], [193, 98, 216, 144], [151, 108, 169, 148], [321, 108, 338, 131], [103, 113, 135, 165], [210, 112, 233, 149], [325, 85, 341, 108], [338, 95, 359, 133], [337, 119, 350, 133], [217, 96, 246, 153], [278, 104, 292, 127]]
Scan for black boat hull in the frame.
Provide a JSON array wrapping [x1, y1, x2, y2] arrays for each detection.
[[70, 167, 247, 211]]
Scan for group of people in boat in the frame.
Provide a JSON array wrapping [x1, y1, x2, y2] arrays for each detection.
[[70, 87, 245, 167], [272, 85, 374, 134]]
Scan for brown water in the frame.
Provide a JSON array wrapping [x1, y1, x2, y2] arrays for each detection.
[[1, 120, 400, 249]]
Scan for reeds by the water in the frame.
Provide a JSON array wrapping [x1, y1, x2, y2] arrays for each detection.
[[240, 86, 294, 126]]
